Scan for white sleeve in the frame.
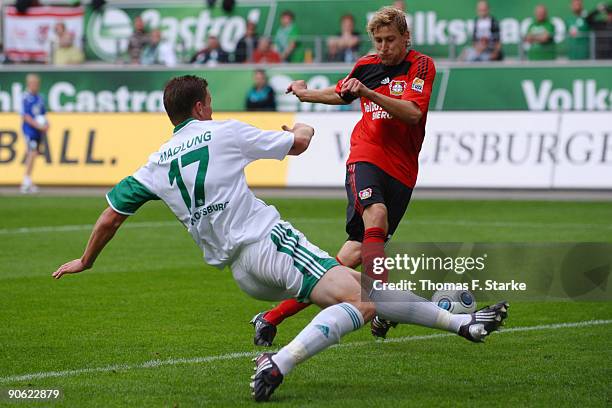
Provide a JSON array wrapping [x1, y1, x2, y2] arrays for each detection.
[[231, 120, 294, 162]]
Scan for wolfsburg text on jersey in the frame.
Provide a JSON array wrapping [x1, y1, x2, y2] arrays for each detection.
[[190, 201, 230, 225]]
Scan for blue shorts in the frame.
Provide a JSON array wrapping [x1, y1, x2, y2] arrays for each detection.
[[23, 131, 42, 152]]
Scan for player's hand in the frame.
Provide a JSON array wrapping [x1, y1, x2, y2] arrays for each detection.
[[40, 124, 49, 132], [52, 259, 89, 279], [340, 78, 369, 98], [282, 123, 310, 133], [286, 80, 307, 95]]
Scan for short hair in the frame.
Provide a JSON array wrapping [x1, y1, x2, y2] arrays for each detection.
[[26, 73, 40, 82], [341, 14, 355, 23], [163, 75, 208, 124], [280, 10, 295, 20], [367, 6, 409, 36]]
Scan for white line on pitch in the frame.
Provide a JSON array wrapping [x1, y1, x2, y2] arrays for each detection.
[[0, 221, 179, 235], [1, 217, 609, 235], [1, 319, 610, 384]]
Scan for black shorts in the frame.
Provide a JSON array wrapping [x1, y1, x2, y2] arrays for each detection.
[[344, 161, 413, 242]]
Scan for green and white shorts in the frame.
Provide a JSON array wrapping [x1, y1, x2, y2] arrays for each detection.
[[230, 221, 339, 303]]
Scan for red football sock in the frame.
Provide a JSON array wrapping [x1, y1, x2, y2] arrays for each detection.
[[362, 227, 388, 283], [263, 298, 311, 326]]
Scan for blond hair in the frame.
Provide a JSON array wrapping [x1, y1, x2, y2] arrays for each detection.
[[367, 6, 409, 36]]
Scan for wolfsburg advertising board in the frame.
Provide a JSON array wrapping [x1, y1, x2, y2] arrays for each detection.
[[287, 111, 612, 189], [1, 112, 609, 188], [1, 64, 611, 112], [82, 0, 602, 61]]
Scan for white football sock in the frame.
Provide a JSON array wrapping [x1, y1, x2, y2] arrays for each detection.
[[371, 289, 471, 333], [272, 302, 364, 375], [22, 176, 32, 186]]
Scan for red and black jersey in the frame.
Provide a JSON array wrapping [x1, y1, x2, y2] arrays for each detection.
[[335, 50, 436, 188]]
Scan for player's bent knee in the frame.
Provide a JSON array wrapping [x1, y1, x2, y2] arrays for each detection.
[[340, 248, 361, 269], [310, 266, 363, 308]]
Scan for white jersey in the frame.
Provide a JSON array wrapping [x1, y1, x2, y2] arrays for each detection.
[[106, 118, 294, 267]]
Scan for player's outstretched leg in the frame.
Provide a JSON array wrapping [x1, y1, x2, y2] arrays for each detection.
[[250, 299, 311, 346], [251, 252, 355, 347], [249, 313, 277, 347], [370, 316, 398, 339], [458, 301, 509, 343], [369, 287, 509, 342], [250, 266, 375, 402]]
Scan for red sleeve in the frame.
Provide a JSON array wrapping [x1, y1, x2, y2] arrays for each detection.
[[335, 64, 360, 103], [334, 74, 348, 95], [402, 56, 436, 114], [335, 56, 379, 103]]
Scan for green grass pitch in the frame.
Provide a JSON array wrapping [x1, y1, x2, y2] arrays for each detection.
[[0, 196, 611, 407]]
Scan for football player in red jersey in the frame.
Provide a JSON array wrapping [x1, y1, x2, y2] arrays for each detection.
[[251, 5, 436, 344]]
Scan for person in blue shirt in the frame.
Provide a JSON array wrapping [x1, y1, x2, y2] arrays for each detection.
[[245, 69, 276, 111], [21, 74, 48, 193]]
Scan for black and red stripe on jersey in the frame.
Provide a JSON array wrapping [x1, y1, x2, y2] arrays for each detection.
[[335, 50, 436, 188]]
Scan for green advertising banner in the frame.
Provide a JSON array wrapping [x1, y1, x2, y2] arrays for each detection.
[[83, 0, 604, 61], [0, 67, 353, 112], [1, 63, 611, 112], [438, 64, 612, 111]]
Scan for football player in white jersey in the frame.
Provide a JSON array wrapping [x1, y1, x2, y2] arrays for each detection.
[[52, 75, 508, 402]]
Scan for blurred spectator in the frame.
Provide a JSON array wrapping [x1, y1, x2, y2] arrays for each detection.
[[525, 5, 556, 60], [234, 20, 259, 63], [141, 29, 176, 66], [461, 1, 502, 61], [51, 22, 84, 65], [586, 3, 612, 59], [245, 69, 276, 111], [326, 14, 361, 63], [21, 74, 47, 194], [326, 41, 344, 62], [566, 0, 591, 59], [252, 37, 281, 63], [190, 35, 229, 65], [206, 0, 235, 12], [274, 10, 302, 62], [127, 16, 148, 64], [0, 44, 6, 64]]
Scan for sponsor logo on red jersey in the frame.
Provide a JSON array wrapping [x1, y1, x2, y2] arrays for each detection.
[[389, 80, 407, 96], [412, 77, 424, 93]]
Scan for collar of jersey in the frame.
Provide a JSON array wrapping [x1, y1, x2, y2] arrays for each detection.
[[173, 117, 196, 133]]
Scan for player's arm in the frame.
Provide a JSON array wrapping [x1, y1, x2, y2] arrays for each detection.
[[21, 99, 43, 130], [235, 120, 313, 160], [342, 56, 436, 125], [341, 78, 423, 124], [283, 123, 314, 155], [286, 81, 347, 105], [52, 175, 157, 279], [22, 114, 41, 129], [52, 207, 127, 279]]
